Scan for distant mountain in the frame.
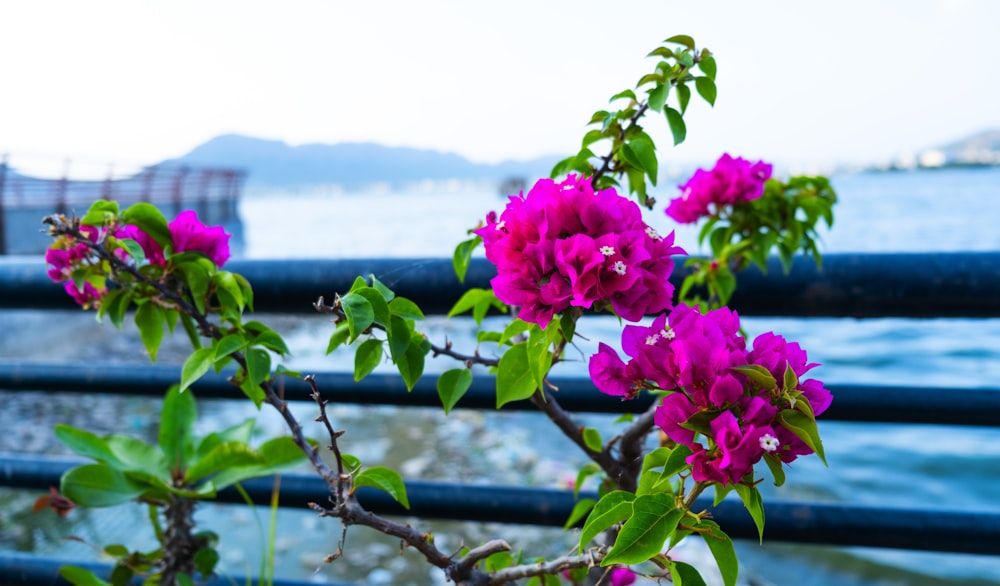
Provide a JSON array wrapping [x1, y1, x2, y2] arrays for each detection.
[[935, 129, 1000, 164], [170, 134, 561, 188]]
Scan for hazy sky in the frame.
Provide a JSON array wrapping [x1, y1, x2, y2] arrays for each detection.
[[2, 0, 998, 175]]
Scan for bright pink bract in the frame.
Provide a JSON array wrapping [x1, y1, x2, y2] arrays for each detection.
[[665, 153, 773, 224], [476, 175, 684, 327], [118, 210, 231, 268], [589, 303, 831, 485]]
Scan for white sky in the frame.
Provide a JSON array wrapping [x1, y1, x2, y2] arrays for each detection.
[[1, 0, 998, 175]]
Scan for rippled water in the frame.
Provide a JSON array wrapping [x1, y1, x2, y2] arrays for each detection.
[[2, 168, 999, 585]]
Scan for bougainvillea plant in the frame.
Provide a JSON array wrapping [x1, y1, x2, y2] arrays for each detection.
[[42, 33, 836, 586]]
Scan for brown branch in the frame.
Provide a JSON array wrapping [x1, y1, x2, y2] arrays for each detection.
[[615, 401, 659, 492], [530, 390, 624, 483], [487, 547, 608, 585]]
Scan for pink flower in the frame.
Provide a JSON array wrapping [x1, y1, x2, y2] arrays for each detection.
[[116, 224, 166, 265], [593, 303, 830, 485], [115, 210, 232, 268], [169, 210, 231, 267], [665, 154, 772, 224], [609, 566, 636, 586], [477, 175, 683, 327]]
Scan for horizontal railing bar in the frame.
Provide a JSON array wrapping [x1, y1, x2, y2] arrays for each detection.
[[1, 252, 998, 317], [3, 455, 996, 556], [0, 362, 997, 426], [0, 550, 355, 586]]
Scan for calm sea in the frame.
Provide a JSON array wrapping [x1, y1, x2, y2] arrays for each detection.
[[2, 168, 997, 585]]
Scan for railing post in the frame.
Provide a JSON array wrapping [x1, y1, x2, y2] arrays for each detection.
[[0, 153, 8, 255]]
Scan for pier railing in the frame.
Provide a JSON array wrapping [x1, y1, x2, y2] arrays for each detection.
[[0, 157, 245, 255], [1, 253, 998, 584]]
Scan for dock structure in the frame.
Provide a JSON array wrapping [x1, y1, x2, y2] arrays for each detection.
[[0, 154, 246, 255]]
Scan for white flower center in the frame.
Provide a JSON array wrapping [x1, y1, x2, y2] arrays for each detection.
[[495, 220, 506, 231], [645, 334, 660, 345], [663, 329, 675, 340], [759, 434, 780, 453], [612, 261, 627, 276], [645, 226, 660, 239], [600, 245, 616, 257]]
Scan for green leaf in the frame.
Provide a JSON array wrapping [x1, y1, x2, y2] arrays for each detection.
[[779, 409, 827, 464], [354, 466, 410, 509], [134, 302, 165, 363], [699, 520, 738, 586], [61, 463, 146, 507], [582, 427, 603, 453], [214, 333, 247, 360], [180, 347, 216, 393], [495, 343, 537, 408], [563, 498, 596, 529], [395, 340, 427, 391], [354, 338, 383, 382], [437, 368, 473, 415], [573, 463, 602, 498], [213, 271, 244, 312], [355, 287, 392, 329], [676, 83, 691, 114], [59, 566, 111, 586], [326, 322, 351, 355], [105, 435, 168, 478], [387, 314, 412, 362], [340, 292, 374, 342], [208, 437, 306, 490], [452, 236, 481, 283], [80, 200, 120, 228], [484, 551, 515, 572], [609, 89, 637, 103], [665, 107, 687, 146], [116, 238, 145, 263], [173, 258, 211, 314], [695, 76, 717, 106], [730, 364, 777, 390], [233, 272, 255, 311], [100, 289, 131, 329], [647, 84, 668, 113], [251, 328, 291, 357], [698, 54, 717, 80], [160, 385, 196, 472], [602, 493, 682, 566], [579, 490, 635, 551], [763, 453, 786, 486], [388, 296, 425, 320], [193, 547, 220, 578], [54, 424, 118, 464], [628, 136, 658, 186], [735, 484, 765, 543], [665, 34, 696, 50], [184, 441, 265, 484], [122, 203, 172, 250], [783, 362, 800, 394], [369, 274, 395, 302], [670, 560, 708, 586], [245, 347, 271, 386]]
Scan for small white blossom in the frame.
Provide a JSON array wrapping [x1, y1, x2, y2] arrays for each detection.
[[495, 220, 506, 231], [759, 434, 780, 453], [663, 329, 676, 340], [612, 261, 627, 276], [645, 226, 660, 239], [600, 245, 616, 257], [645, 334, 660, 345]]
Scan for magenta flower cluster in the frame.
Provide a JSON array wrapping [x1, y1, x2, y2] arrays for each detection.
[[118, 210, 231, 268], [45, 226, 107, 307], [665, 154, 773, 224], [589, 303, 831, 485], [475, 175, 684, 327], [45, 210, 232, 307]]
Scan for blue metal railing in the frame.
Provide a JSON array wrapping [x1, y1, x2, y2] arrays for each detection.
[[1, 253, 998, 584]]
